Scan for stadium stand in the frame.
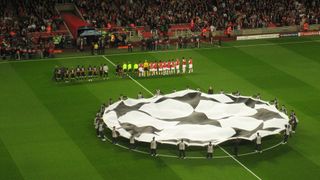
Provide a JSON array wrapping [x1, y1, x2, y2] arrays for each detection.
[[1, 0, 320, 59], [0, 0, 71, 60], [74, 0, 320, 32]]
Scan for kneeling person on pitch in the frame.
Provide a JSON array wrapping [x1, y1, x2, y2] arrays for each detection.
[[94, 116, 100, 137], [178, 139, 186, 159], [283, 124, 290, 144], [112, 126, 119, 144], [255, 132, 262, 153], [207, 142, 214, 159], [150, 137, 157, 156], [137, 92, 144, 99], [208, 86, 214, 94], [98, 120, 106, 141], [129, 135, 136, 150], [289, 111, 298, 133]]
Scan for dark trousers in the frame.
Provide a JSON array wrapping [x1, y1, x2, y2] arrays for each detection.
[[292, 123, 297, 131], [96, 128, 99, 136], [129, 143, 135, 150], [207, 153, 213, 159], [99, 130, 104, 138], [256, 144, 261, 152], [150, 149, 157, 156], [112, 137, 117, 144], [99, 48, 105, 55], [102, 72, 108, 78], [179, 150, 185, 158], [284, 134, 289, 143]]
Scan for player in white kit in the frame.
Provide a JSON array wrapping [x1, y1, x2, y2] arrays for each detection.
[[188, 57, 193, 73], [182, 57, 186, 73]]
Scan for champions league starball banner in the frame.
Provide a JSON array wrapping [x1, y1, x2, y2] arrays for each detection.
[[103, 90, 289, 146]]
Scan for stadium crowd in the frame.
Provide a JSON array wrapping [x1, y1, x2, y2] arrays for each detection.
[[75, 0, 320, 31], [0, 0, 66, 60], [0, 0, 63, 35], [1, 0, 320, 60]]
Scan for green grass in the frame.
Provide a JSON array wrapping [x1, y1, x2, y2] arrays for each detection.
[[1, 36, 320, 179]]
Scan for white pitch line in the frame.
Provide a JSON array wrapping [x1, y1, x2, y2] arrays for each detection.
[[102, 56, 154, 96], [101, 56, 116, 66], [126, 75, 154, 96], [219, 145, 262, 180], [1, 39, 319, 65]]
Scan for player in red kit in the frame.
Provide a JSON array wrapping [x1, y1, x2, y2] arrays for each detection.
[[176, 58, 180, 74], [170, 60, 175, 75], [138, 62, 144, 77], [158, 61, 163, 75], [152, 62, 156, 76], [165, 61, 170, 75], [153, 62, 158, 76], [162, 61, 165, 75], [149, 62, 154, 76]]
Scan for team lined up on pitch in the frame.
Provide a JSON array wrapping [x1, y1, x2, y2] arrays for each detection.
[[53, 57, 193, 83], [53, 64, 109, 82], [116, 57, 193, 77]]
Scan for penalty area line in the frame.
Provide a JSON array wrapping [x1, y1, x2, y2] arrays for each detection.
[[102, 56, 154, 96], [219, 145, 262, 180]]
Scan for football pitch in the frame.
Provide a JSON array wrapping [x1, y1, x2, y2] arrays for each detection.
[[1, 36, 320, 180]]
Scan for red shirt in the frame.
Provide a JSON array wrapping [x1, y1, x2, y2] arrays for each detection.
[[188, 59, 193, 65], [176, 59, 180, 65], [182, 59, 186, 65]]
